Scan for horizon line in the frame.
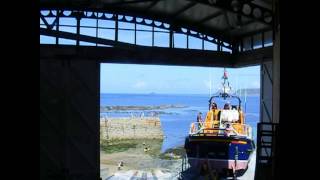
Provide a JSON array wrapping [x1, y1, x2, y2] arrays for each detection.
[[100, 91, 260, 95]]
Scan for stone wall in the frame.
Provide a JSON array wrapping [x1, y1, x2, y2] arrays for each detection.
[[100, 117, 163, 140]]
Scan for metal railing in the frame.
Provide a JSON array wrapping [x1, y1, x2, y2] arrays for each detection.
[[189, 122, 253, 139]]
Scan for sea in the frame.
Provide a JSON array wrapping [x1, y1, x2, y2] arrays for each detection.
[[100, 93, 259, 152]]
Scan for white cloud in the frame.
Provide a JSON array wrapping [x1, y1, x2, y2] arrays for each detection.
[[133, 81, 147, 89], [251, 81, 260, 88], [204, 80, 211, 89], [203, 80, 220, 93]]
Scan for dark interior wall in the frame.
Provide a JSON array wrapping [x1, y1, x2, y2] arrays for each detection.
[[40, 59, 100, 180]]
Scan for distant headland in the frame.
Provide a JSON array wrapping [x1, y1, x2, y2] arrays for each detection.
[[100, 104, 188, 112]]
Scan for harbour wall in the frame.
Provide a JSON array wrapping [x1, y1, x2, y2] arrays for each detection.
[[100, 117, 163, 140]]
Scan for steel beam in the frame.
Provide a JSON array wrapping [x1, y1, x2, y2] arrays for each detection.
[[40, 44, 232, 67], [40, 8, 233, 44], [232, 46, 273, 67], [40, 9, 232, 49], [40, 44, 272, 68]]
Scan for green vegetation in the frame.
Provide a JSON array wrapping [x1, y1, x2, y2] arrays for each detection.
[[100, 138, 186, 160], [100, 139, 163, 155], [100, 139, 138, 153]]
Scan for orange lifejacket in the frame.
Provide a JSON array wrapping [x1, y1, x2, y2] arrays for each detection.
[[204, 110, 221, 134], [213, 109, 220, 120], [232, 123, 243, 134], [191, 123, 196, 133], [205, 110, 214, 128], [239, 110, 244, 124]]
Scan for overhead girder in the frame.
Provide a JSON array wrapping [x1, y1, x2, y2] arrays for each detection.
[[40, 44, 234, 68], [40, 0, 273, 41], [39, 6, 234, 45], [232, 46, 272, 67], [40, 43, 272, 68], [40, 9, 233, 50]]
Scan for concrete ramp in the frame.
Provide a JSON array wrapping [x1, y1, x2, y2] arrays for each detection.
[[235, 150, 256, 180], [104, 169, 174, 180], [102, 151, 256, 180]]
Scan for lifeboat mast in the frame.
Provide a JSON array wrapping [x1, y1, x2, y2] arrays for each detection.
[[221, 68, 231, 100]]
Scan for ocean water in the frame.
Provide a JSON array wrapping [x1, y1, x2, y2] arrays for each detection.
[[100, 93, 259, 152]]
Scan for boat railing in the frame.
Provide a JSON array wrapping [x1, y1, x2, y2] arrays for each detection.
[[189, 122, 252, 139]]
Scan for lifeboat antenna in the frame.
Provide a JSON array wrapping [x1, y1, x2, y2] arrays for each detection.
[[235, 72, 238, 95], [209, 69, 212, 97], [221, 68, 231, 99], [244, 82, 247, 113]]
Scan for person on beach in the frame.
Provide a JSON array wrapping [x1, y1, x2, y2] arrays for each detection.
[[117, 161, 124, 170]]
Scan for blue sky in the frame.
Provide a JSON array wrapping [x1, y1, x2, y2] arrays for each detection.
[[100, 63, 260, 94], [40, 13, 260, 95]]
